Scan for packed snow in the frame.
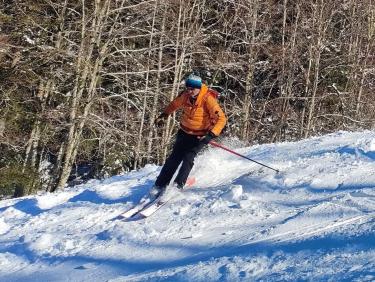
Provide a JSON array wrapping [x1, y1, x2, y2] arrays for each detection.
[[0, 130, 374, 281]]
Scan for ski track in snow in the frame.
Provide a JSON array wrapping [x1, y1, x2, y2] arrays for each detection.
[[1, 130, 375, 281]]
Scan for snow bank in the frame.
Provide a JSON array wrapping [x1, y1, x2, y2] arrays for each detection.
[[0, 130, 375, 282]]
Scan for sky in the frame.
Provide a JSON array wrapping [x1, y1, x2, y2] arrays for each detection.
[[0, 130, 374, 281]]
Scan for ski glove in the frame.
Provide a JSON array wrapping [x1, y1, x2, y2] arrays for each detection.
[[199, 131, 216, 145], [155, 112, 168, 127]]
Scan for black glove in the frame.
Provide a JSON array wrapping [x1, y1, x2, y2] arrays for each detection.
[[155, 112, 168, 127], [199, 131, 216, 145]]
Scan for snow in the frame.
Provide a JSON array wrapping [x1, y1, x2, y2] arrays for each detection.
[[23, 35, 35, 45], [1, 130, 375, 281], [0, 218, 9, 235]]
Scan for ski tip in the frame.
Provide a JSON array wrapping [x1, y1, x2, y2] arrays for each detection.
[[186, 177, 196, 187]]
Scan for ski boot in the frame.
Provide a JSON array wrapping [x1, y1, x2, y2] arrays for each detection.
[[149, 185, 166, 198], [174, 182, 184, 190]]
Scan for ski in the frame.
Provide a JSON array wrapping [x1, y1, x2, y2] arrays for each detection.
[[119, 195, 159, 219], [138, 193, 174, 218], [139, 179, 196, 218], [120, 176, 196, 220]]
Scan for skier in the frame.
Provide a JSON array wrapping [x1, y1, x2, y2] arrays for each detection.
[[152, 74, 227, 195]]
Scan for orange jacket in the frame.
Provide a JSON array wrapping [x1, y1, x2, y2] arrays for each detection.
[[164, 84, 227, 136]]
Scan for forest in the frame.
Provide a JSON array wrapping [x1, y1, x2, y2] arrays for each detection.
[[0, 0, 374, 197]]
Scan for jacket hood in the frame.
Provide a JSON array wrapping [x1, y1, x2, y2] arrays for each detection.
[[194, 84, 208, 106]]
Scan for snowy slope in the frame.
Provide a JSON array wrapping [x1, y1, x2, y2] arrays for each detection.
[[0, 131, 374, 282]]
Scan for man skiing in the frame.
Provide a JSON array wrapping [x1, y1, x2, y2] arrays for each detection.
[[152, 74, 227, 195]]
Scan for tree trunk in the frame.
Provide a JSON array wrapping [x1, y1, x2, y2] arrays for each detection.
[[304, 1, 326, 138], [147, 2, 166, 163], [241, 0, 258, 141], [162, 0, 185, 162], [134, 0, 159, 169], [54, 0, 111, 191]]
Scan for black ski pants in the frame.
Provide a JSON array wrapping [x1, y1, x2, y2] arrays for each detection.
[[155, 129, 205, 188]]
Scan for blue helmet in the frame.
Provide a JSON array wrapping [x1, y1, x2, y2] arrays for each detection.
[[185, 74, 202, 89]]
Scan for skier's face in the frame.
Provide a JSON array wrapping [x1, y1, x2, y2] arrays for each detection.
[[186, 87, 200, 98]]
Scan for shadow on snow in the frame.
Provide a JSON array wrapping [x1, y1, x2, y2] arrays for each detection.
[[2, 229, 374, 281], [68, 180, 153, 206]]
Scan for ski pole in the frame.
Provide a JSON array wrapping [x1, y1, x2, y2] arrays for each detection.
[[209, 140, 280, 174]]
